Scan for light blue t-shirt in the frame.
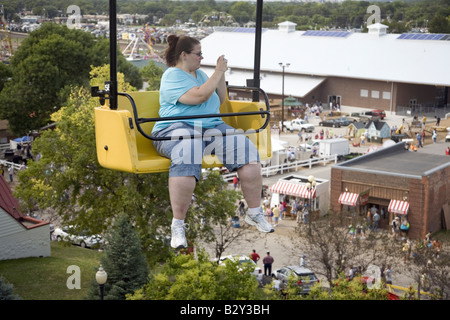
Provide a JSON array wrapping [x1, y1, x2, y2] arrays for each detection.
[[152, 67, 224, 133]]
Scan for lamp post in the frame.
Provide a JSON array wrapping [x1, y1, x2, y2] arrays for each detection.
[[95, 265, 108, 300], [279, 62, 290, 132]]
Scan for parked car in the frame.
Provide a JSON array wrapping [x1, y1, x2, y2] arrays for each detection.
[[272, 266, 319, 294], [344, 115, 363, 122], [350, 112, 379, 121], [298, 139, 320, 152], [216, 255, 263, 282], [334, 117, 353, 126], [369, 109, 386, 120], [446, 127, 450, 142], [363, 110, 383, 121], [319, 119, 341, 127], [283, 119, 315, 132], [53, 225, 103, 248]]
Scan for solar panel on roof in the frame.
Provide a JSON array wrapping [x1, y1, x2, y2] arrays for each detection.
[[302, 30, 351, 38], [397, 33, 448, 41]]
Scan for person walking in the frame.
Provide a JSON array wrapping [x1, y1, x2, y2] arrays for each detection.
[[372, 211, 380, 231], [432, 130, 437, 143], [391, 217, 400, 240], [272, 205, 280, 227], [263, 252, 274, 276], [416, 132, 423, 148], [299, 254, 307, 267], [8, 166, 14, 182], [385, 265, 393, 285]]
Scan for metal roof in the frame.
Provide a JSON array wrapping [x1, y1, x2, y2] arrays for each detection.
[[200, 24, 450, 96]]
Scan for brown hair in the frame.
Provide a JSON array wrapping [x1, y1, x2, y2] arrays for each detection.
[[164, 35, 200, 67]]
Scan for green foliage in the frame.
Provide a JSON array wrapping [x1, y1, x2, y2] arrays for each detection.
[[128, 251, 273, 300], [0, 23, 109, 134], [429, 15, 450, 33], [141, 60, 164, 91], [297, 275, 394, 300], [0, 276, 21, 300], [0, 22, 143, 135], [86, 214, 149, 300], [0, 63, 12, 92]]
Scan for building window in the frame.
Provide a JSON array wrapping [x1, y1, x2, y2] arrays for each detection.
[[371, 90, 380, 99], [360, 89, 368, 97], [382, 91, 391, 100]]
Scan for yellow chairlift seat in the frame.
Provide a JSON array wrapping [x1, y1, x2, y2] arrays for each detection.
[[94, 87, 272, 174]]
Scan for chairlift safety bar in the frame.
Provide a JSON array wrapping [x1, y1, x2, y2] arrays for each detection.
[[121, 85, 271, 141]]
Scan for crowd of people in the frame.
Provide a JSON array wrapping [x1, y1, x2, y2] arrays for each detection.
[[259, 197, 310, 227]]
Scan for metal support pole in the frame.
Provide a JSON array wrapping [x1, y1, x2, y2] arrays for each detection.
[[281, 65, 285, 131], [109, 0, 118, 110], [252, 0, 263, 102]]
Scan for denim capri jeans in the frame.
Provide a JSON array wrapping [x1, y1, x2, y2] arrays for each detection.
[[152, 122, 260, 181]]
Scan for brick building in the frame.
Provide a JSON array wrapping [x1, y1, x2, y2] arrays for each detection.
[[330, 142, 450, 239]]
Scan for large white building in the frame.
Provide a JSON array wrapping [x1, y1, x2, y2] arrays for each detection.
[[200, 22, 450, 115]]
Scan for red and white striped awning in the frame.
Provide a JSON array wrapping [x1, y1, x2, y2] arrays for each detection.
[[388, 200, 410, 215], [269, 181, 316, 198], [338, 192, 359, 206]]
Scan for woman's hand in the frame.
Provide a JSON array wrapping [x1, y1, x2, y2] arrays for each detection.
[[216, 55, 228, 73], [178, 54, 228, 106]]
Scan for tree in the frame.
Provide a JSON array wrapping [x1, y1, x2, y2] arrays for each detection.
[[0, 22, 142, 135], [230, 2, 254, 25], [401, 237, 450, 300], [141, 60, 164, 90], [429, 15, 450, 33], [0, 63, 12, 92], [291, 212, 396, 287], [86, 214, 149, 300], [0, 276, 21, 300], [300, 275, 394, 300], [128, 250, 272, 300], [0, 23, 109, 134]]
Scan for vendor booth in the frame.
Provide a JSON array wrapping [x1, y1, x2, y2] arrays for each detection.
[[269, 174, 329, 218]]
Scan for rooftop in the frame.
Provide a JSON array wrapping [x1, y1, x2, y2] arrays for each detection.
[[335, 142, 450, 178], [200, 23, 450, 96]]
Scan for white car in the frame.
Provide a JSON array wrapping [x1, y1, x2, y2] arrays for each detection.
[[298, 139, 320, 152], [446, 127, 450, 142], [284, 119, 315, 133], [272, 265, 319, 294], [216, 255, 263, 282], [53, 225, 103, 248]]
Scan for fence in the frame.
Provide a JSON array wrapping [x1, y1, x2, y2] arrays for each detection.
[[221, 154, 338, 182], [0, 159, 24, 171], [396, 104, 450, 119]]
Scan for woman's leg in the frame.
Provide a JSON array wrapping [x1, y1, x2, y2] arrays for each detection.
[[169, 176, 196, 220]]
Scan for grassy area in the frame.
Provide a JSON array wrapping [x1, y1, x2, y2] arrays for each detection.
[[0, 242, 104, 300]]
